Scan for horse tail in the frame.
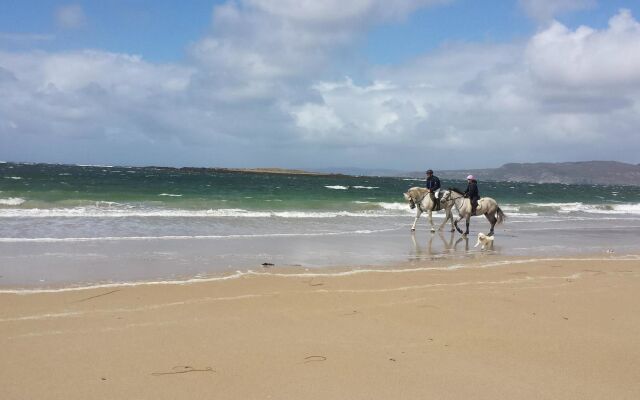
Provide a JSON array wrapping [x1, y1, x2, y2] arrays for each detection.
[[496, 206, 506, 225]]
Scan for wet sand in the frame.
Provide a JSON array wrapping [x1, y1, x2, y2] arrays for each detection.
[[3, 216, 640, 288], [1, 255, 639, 399]]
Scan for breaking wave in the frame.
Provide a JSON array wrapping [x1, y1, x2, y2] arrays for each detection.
[[0, 205, 413, 218], [0, 197, 26, 206]]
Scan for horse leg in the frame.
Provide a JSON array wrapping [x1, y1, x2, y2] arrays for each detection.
[[464, 216, 470, 236], [428, 210, 435, 232], [448, 209, 456, 232], [439, 209, 450, 231], [485, 213, 497, 236], [438, 211, 446, 231], [411, 209, 422, 231], [454, 214, 465, 235]]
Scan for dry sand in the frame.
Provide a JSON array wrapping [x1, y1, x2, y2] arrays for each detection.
[[1, 255, 639, 399]]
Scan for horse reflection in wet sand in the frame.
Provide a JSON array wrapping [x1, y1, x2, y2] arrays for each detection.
[[403, 187, 457, 232], [411, 230, 469, 258]]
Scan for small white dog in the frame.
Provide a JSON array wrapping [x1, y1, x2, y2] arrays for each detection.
[[474, 232, 494, 250]]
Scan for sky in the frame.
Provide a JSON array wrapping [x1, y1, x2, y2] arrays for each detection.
[[1, 0, 640, 170]]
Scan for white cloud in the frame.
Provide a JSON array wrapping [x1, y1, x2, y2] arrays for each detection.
[[285, 10, 640, 164], [55, 4, 87, 30], [247, 0, 449, 23], [526, 9, 640, 89], [288, 78, 418, 143], [519, 0, 595, 22], [1, 5, 640, 168], [0, 50, 196, 144], [190, 0, 448, 91]]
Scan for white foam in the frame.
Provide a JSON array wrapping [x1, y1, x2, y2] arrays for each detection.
[[0, 227, 398, 243], [325, 185, 348, 190], [0, 197, 26, 206], [609, 204, 640, 215], [528, 202, 640, 215], [3, 255, 637, 294], [95, 201, 125, 207], [158, 193, 183, 197], [4, 176, 22, 180], [0, 206, 413, 218], [352, 186, 379, 189], [508, 213, 539, 218], [530, 202, 582, 208], [377, 202, 411, 211]]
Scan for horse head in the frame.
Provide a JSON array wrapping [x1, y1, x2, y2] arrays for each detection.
[[404, 187, 427, 210], [403, 191, 416, 209]]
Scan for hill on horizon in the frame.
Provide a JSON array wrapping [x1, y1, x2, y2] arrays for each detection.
[[402, 161, 640, 186]]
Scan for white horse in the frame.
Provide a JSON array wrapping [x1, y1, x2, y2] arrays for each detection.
[[403, 187, 456, 232], [442, 188, 506, 236]]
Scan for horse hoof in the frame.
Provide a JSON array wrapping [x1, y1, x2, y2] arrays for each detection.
[[430, 229, 436, 233], [411, 229, 415, 232], [487, 231, 494, 237]]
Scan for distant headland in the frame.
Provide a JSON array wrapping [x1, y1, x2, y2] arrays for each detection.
[[2, 161, 638, 186], [406, 161, 640, 186]]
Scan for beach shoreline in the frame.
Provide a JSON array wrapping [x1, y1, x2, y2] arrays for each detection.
[[3, 215, 640, 290], [2, 253, 639, 399]]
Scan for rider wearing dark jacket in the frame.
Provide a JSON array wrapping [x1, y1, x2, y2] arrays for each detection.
[[464, 175, 480, 214], [425, 170, 441, 209]]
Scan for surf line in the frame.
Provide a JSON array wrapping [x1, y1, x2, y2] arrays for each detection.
[[1, 255, 638, 295], [0, 228, 398, 243]]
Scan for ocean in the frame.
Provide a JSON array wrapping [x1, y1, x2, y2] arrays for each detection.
[[2, 162, 640, 289]]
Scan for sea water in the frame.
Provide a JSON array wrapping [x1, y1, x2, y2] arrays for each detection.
[[2, 162, 640, 289]]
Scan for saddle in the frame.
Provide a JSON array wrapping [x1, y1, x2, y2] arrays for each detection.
[[430, 192, 443, 211], [471, 197, 480, 214]]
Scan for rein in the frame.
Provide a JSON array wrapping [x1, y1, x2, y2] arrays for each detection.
[[413, 191, 447, 213], [443, 190, 465, 212], [414, 193, 427, 212]]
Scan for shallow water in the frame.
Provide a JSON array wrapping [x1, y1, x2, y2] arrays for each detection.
[[2, 162, 640, 289]]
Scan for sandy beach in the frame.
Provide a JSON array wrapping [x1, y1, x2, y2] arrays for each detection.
[[1, 254, 639, 399]]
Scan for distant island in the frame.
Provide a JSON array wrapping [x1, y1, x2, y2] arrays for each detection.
[[403, 161, 640, 186], [3, 161, 639, 186], [192, 161, 640, 186], [178, 167, 341, 176]]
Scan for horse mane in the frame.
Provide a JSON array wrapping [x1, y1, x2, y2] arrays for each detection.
[[448, 187, 464, 195]]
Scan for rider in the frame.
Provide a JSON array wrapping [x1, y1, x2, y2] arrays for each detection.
[[464, 175, 480, 215], [425, 169, 441, 210]]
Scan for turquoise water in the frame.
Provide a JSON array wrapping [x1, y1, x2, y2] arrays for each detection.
[[2, 162, 639, 216], [2, 162, 640, 289]]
